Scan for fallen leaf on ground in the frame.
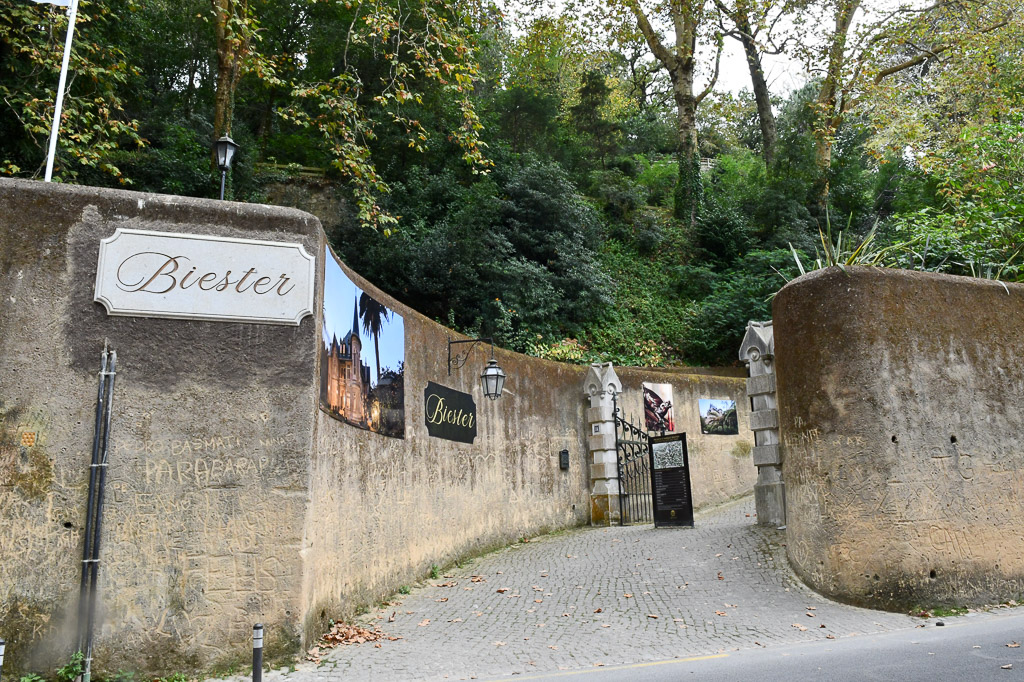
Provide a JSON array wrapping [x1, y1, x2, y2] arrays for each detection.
[[494, 641, 505, 646], [549, 645, 558, 650], [601, 623, 611, 628], [448, 618, 463, 623], [305, 621, 391, 662], [562, 613, 570, 617], [647, 614, 659, 619], [1002, 664, 1013, 670], [715, 611, 727, 616], [624, 593, 634, 598], [388, 612, 395, 622], [826, 634, 836, 639], [1010, 642, 1021, 648], [806, 606, 816, 610], [792, 623, 808, 631], [471, 575, 486, 583], [806, 612, 816, 618], [374, 643, 382, 648], [595, 608, 603, 613], [436, 597, 448, 602], [535, 599, 543, 603], [819, 624, 826, 628], [497, 588, 509, 593], [437, 581, 457, 587], [717, 573, 725, 580], [418, 619, 430, 626]]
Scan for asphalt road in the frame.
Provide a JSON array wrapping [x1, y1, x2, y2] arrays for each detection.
[[484, 609, 1024, 682]]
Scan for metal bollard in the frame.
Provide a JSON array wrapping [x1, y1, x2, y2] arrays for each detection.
[[252, 624, 263, 682], [0, 638, 6, 682]]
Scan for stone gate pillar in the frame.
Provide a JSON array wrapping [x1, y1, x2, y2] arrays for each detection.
[[584, 362, 622, 525], [739, 321, 785, 526]]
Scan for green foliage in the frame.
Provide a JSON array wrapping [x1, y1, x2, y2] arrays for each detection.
[[429, 564, 440, 579], [0, 1, 143, 179], [680, 250, 800, 366], [333, 157, 611, 350], [56, 651, 84, 682], [635, 156, 677, 208]]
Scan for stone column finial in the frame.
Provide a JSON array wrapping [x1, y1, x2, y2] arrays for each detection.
[[740, 321, 785, 526], [584, 363, 622, 525]]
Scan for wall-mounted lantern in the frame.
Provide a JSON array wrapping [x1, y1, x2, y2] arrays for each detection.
[[559, 448, 570, 470], [448, 336, 507, 400], [213, 135, 240, 200]]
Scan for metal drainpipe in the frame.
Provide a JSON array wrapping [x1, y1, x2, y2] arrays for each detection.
[[81, 349, 117, 682], [77, 350, 108, 650]]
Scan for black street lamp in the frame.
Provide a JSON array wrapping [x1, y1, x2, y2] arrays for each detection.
[[479, 356, 506, 401], [448, 336, 507, 400], [213, 135, 239, 200]]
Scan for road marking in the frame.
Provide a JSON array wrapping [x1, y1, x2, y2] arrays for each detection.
[[482, 654, 729, 680]]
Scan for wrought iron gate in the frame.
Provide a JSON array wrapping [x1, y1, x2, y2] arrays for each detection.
[[613, 397, 653, 525]]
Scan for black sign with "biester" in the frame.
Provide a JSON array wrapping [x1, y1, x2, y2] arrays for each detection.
[[424, 382, 477, 443]]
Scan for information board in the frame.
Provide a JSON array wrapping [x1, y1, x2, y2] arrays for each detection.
[[648, 433, 694, 527]]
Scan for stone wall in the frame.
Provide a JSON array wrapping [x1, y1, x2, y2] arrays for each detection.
[[774, 266, 1024, 610], [0, 178, 753, 673], [612, 368, 755, 511], [0, 178, 320, 673]]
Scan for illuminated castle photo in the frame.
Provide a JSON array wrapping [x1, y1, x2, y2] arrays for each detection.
[[319, 246, 406, 438]]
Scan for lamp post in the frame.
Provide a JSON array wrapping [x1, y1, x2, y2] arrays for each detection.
[[32, 0, 77, 182], [448, 336, 507, 400], [213, 135, 239, 200]]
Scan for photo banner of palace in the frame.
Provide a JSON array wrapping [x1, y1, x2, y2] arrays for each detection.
[[698, 399, 738, 435], [319, 246, 405, 438]]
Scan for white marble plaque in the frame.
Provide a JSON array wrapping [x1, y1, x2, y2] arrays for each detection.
[[94, 228, 315, 325]]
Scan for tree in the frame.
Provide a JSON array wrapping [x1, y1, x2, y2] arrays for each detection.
[[614, 0, 724, 226], [796, 0, 1016, 208], [279, 0, 490, 231], [359, 292, 391, 382], [0, 0, 142, 179], [211, 0, 257, 142], [715, 0, 787, 169]]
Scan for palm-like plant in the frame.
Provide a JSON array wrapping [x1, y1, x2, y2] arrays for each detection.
[[359, 292, 390, 383]]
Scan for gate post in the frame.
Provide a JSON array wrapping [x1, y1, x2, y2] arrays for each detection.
[[584, 362, 622, 526], [739, 321, 785, 526]]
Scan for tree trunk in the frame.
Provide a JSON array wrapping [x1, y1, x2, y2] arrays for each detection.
[[673, 79, 701, 226], [211, 0, 248, 162], [734, 9, 776, 170], [812, 0, 860, 210]]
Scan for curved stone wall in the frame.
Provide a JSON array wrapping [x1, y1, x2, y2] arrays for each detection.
[[775, 266, 1024, 610], [0, 178, 753, 674]]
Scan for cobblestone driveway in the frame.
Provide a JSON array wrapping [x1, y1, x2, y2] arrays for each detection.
[[250, 496, 919, 681]]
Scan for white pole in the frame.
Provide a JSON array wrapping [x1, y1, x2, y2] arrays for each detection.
[[43, 0, 79, 182]]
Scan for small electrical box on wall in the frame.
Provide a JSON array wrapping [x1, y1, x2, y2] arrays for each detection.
[[559, 449, 570, 470]]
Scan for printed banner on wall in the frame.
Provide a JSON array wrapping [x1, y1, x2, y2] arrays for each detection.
[[643, 382, 675, 432], [320, 246, 405, 438], [699, 399, 738, 435]]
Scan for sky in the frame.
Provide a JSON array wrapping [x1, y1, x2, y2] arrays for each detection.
[[322, 245, 405, 386]]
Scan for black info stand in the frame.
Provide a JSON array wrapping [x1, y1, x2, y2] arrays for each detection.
[[648, 432, 694, 527]]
